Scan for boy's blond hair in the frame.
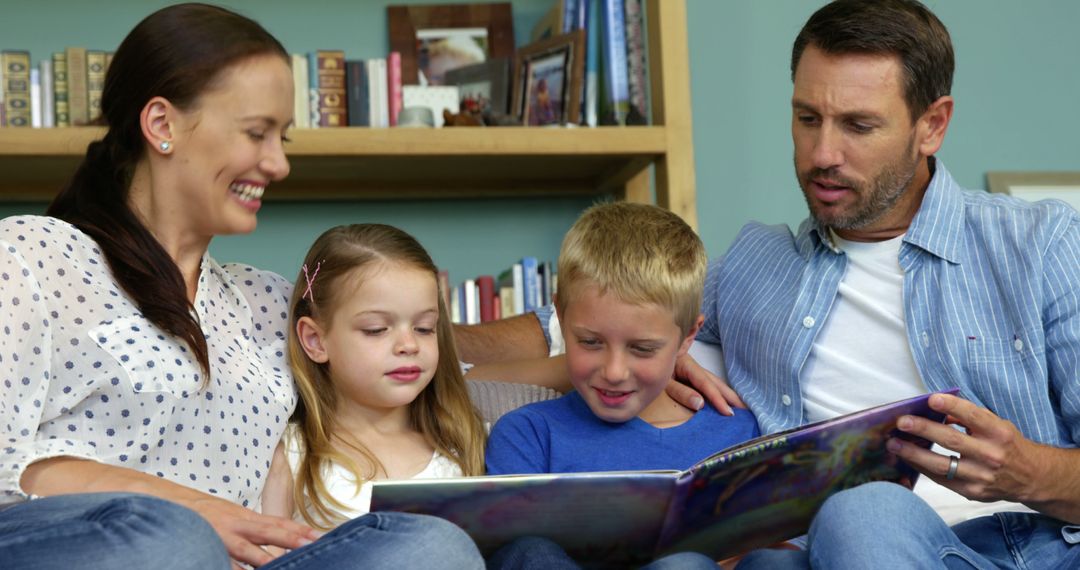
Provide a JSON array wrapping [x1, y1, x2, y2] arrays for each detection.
[[555, 202, 707, 336]]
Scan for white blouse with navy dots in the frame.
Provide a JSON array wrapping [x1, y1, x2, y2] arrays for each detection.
[[0, 216, 298, 509]]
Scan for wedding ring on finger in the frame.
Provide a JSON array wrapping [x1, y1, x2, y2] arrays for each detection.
[[946, 455, 960, 480]]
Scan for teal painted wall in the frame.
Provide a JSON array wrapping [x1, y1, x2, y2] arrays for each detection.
[[2, 1, 1078, 281], [689, 0, 1080, 254]]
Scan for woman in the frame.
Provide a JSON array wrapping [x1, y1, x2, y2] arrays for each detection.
[[0, 4, 482, 568]]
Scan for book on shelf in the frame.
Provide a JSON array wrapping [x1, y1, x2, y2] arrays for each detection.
[[65, 46, 89, 126], [370, 389, 958, 565], [598, 0, 630, 126], [29, 68, 41, 127], [387, 51, 402, 127], [623, 0, 649, 125], [476, 275, 497, 323], [1, 50, 32, 127], [86, 50, 107, 123], [39, 59, 54, 128], [52, 52, 69, 127], [314, 50, 347, 127], [290, 54, 311, 129], [345, 59, 369, 127]]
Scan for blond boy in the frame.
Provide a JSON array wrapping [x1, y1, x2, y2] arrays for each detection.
[[486, 202, 758, 475]]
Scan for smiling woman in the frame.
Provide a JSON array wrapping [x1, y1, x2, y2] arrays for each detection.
[[0, 3, 482, 569]]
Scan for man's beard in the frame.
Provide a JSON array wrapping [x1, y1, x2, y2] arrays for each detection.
[[797, 136, 920, 230]]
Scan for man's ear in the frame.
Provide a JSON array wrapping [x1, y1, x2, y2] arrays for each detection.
[[677, 314, 705, 357], [296, 316, 329, 364], [140, 96, 176, 155], [916, 95, 954, 157]]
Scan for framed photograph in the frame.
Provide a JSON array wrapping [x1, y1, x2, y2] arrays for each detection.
[[512, 29, 585, 126], [987, 171, 1080, 211], [388, 3, 514, 86], [444, 58, 511, 115]]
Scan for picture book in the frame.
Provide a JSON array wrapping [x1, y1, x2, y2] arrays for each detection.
[[369, 389, 959, 565]]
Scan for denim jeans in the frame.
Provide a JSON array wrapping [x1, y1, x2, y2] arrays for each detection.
[[736, 481, 1079, 569], [0, 492, 484, 570], [488, 536, 719, 569]]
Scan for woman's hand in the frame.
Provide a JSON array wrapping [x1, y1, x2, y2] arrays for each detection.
[[179, 493, 320, 567]]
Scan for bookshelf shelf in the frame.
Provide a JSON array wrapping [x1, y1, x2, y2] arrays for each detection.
[[0, 0, 697, 225]]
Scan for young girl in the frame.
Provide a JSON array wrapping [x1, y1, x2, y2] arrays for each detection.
[[264, 223, 486, 530]]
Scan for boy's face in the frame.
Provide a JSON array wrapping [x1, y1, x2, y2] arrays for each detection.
[[560, 284, 696, 424]]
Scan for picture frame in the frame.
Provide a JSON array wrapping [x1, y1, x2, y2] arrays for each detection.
[[388, 3, 514, 86], [444, 58, 511, 115], [512, 29, 585, 127], [987, 171, 1080, 212]]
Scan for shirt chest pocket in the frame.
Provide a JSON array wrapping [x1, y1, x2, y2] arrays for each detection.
[[963, 330, 1044, 382], [89, 318, 203, 398]]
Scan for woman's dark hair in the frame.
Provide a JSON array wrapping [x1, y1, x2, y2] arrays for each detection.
[[46, 3, 288, 375], [791, 0, 954, 121]]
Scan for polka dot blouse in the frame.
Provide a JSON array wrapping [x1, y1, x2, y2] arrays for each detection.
[[0, 216, 298, 509]]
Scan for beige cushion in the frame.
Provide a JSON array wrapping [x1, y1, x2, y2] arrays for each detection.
[[466, 380, 561, 425]]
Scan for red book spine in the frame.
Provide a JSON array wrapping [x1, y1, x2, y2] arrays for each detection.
[[476, 275, 496, 322], [387, 52, 402, 126]]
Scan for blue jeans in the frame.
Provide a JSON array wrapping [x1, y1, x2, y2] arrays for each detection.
[[736, 481, 1079, 569], [488, 536, 718, 569], [0, 492, 484, 570]]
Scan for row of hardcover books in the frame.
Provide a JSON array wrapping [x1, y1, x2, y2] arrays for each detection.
[[0, 47, 407, 129], [294, 51, 406, 129], [533, 0, 649, 126], [442, 257, 555, 325], [0, 48, 112, 128]]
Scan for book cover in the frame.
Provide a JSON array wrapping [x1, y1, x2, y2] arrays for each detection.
[[519, 256, 540, 313], [52, 52, 69, 127], [387, 52, 402, 127], [598, 0, 630, 125], [370, 389, 958, 565], [623, 0, 649, 125], [86, 50, 106, 123], [316, 50, 347, 127], [65, 47, 89, 126], [476, 275, 497, 323], [1, 50, 32, 127], [345, 59, 369, 127], [290, 54, 311, 129], [39, 59, 54, 128]]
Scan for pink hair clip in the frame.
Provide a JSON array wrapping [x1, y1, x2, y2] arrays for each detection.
[[301, 260, 324, 301]]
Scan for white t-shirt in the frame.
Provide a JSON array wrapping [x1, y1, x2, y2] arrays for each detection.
[[281, 425, 462, 527], [803, 230, 1031, 524]]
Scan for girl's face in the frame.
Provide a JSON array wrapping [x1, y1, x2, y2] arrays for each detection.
[[312, 262, 440, 416], [167, 53, 293, 238]]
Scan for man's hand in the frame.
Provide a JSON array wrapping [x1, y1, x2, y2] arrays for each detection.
[[666, 352, 746, 415], [888, 392, 1080, 523]]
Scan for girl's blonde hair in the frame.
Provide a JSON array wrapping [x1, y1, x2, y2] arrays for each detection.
[[287, 224, 486, 529]]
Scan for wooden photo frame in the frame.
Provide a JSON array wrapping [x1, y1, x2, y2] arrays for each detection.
[[512, 29, 585, 126], [987, 171, 1080, 211], [444, 58, 511, 115], [388, 3, 514, 86]]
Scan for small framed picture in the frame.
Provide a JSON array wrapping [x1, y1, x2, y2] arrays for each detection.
[[388, 3, 515, 86], [512, 30, 585, 126], [444, 58, 511, 115]]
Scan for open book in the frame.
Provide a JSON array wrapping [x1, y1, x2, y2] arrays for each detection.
[[370, 389, 958, 565]]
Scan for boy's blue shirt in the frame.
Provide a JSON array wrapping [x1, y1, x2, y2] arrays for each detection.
[[485, 390, 760, 475]]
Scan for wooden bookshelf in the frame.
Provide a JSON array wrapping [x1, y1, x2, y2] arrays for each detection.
[[0, 0, 697, 226]]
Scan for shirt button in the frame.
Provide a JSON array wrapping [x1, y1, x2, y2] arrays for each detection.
[[1014, 338, 1024, 352], [921, 332, 930, 348], [802, 316, 815, 328], [782, 394, 792, 406]]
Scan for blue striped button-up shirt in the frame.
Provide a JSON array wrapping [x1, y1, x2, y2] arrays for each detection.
[[698, 160, 1080, 449]]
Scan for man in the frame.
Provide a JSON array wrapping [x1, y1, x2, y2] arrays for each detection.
[[459, 0, 1079, 566]]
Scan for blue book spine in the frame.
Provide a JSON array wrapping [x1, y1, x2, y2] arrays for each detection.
[[599, 0, 629, 125], [307, 52, 320, 127], [345, 60, 370, 126], [562, 0, 579, 33], [585, 0, 601, 126], [520, 256, 540, 312]]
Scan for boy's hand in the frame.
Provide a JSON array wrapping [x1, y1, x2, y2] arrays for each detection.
[[666, 353, 746, 415]]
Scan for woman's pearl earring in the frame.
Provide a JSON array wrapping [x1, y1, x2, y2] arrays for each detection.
[[159, 141, 171, 152]]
